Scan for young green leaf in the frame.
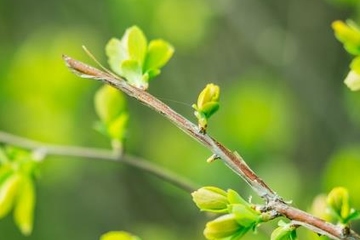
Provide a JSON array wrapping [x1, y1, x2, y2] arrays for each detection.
[[344, 70, 360, 91], [0, 166, 14, 187], [144, 39, 174, 73], [203, 213, 243, 240], [106, 38, 126, 76], [345, 209, 360, 223], [227, 189, 249, 206], [125, 26, 148, 66], [94, 84, 129, 149], [231, 204, 261, 228], [326, 187, 355, 223], [327, 187, 350, 220], [14, 176, 36, 236], [271, 221, 297, 240], [0, 173, 21, 218], [120, 59, 146, 89], [0, 148, 9, 164], [332, 20, 360, 55], [95, 85, 127, 124], [107, 113, 129, 141], [344, 56, 360, 91], [100, 231, 141, 240]]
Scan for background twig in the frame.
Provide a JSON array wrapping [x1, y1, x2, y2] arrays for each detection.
[[0, 131, 198, 193]]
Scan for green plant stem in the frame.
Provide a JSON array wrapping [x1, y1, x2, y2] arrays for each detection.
[[0, 131, 198, 193], [62, 55, 360, 240]]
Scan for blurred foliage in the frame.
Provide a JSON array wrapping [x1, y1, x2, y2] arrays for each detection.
[[1, 0, 360, 239], [323, 146, 360, 208]]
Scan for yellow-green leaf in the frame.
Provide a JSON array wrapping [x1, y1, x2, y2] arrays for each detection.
[[327, 187, 351, 221], [100, 231, 141, 240], [332, 20, 360, 55], [14, 176, 36, 236], [125, 26, 147, 66], [106, 38, 126, 76], [0, 166, 14, 186], [108, 113, 129, 141], [204, 213, 242, 239], [0, 173, 21, 218], [94, 85, 127, 124], [191, 186, 228, 213], [144, 39, 174, 73], [120, 59, 146, 89], [271, 222, 297, 240]]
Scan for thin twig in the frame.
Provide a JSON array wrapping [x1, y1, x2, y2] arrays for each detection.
[[62, 55, 360, 240], [0, 131, 197, 193]]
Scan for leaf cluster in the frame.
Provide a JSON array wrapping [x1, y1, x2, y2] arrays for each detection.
[[333, 20, 360, 91], [0, 146, 40, 235], [106, 26, 174, 90]]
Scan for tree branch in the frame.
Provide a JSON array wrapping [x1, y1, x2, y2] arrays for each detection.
[[62, 55, 360, 240], [0, 131, 198, 193]]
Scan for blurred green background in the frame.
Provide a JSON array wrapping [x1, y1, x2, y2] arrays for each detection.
[[1, 0, 360, 239]]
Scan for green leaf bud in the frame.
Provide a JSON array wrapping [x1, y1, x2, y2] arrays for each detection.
[[14, 176, 36, 236], [0, 148, 9, 164], [100, 231, 141, 240], [107, 113, 129, 141], [344, 70, 360, 91], [95, 85, 127, 124], [270, 221, 297, 240], [192, 186, 229, 213], [309, 194, 333, 222], [327, 187, 351, 221], [0, 173, 21, 218], [227, 189, 249, 205], [0, 166, 14, 187], [332, 20, 360, 55], [344, 57, 360, 91], [196, 84, 220, 112], [192, 84, 220, 132], [203, 213, 242, 239], [231, 204, 261, 227], [94, 85, 129, 146]]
